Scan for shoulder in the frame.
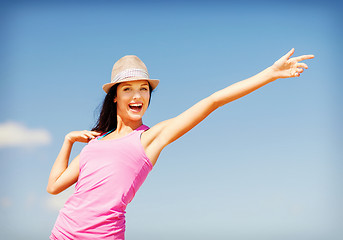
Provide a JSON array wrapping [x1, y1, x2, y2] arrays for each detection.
[[140, 120, 172, 146], [140, 121, 174, 166]]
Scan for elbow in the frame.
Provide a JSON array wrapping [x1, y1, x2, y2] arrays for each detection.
[[209, 93, 222, 109], [46, 185, 59, 195]]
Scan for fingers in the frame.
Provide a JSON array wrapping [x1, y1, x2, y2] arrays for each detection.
[[293, 62, 308, 77], [283, 48, 295, 60], [292, 54, 315, 62], [296, 68, 304, 74], [66, 130, 101, 143], [274, 49, 314, 79], [90, 131, 102, 135], [297, 62, 308, 69], [84, 131, 99, 139], [282, 48, 315, 62], [292, 67, 304, 77], [87, 131, 101, 137], [81, 130, 101, 141]]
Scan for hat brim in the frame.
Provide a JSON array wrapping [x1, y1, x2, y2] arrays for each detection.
[[102, 77, 159, 93]]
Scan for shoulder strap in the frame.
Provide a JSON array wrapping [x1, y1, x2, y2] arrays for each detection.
[[97, 129, 115, 140], [136, 124, 149, 132]]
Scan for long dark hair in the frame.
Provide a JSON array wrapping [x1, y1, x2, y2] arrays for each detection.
[[92, 83, 153, 133]]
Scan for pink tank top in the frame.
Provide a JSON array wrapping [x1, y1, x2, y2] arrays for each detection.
[[50, 125, 153, 240]]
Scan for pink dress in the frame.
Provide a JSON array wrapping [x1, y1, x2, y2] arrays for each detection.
[[50, 125, 153, 239]]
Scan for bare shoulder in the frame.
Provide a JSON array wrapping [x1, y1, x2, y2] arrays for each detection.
[[140, 119, 173, 166], [141, 119, 170, 147]]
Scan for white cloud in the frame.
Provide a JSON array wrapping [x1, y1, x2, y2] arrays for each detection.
[[0, 121, 52, 148]]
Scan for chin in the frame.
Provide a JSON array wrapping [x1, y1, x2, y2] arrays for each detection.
[[130, 116, 143, 122], [127, 113, 144, 121], [127, 108, 147, 120]]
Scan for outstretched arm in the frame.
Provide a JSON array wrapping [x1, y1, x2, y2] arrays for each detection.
[[142, 49, 314, 165], [209, 48, 314, 107]]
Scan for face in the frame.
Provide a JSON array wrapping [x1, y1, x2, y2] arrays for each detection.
[[115, 80, 150, 123]]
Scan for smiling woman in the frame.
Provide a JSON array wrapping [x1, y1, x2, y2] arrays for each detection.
[[47, 50, 314, 239], [115, 81, 151, 124], [91, 81, 153, 134]]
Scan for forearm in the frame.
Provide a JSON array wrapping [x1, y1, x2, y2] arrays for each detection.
[[47, 137, 73, 190], [213, 66, 278, 108]]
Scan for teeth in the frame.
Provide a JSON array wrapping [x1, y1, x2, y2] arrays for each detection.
[[129, 103, 142, 107]]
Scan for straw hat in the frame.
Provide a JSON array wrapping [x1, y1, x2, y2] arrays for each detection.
[[102, 55, 159, 93]]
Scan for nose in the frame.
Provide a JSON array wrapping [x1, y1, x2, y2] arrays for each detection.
[[132, 90, 142, 100]]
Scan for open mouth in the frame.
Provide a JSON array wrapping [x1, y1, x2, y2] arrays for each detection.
[[129, 103, 143, 112]]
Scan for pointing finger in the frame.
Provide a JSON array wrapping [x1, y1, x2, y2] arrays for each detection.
[[293, 54, 315, 62]]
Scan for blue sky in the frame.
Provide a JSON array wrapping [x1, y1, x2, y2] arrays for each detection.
[[1, 1, 342, 239]]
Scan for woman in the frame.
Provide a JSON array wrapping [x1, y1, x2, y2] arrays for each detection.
[[47, 49, 314, 239]]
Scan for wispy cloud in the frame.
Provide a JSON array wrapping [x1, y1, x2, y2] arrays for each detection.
[[0, 121, 52, 148]]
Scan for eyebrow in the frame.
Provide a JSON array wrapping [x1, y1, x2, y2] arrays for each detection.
[[121, 83, 149, 87]]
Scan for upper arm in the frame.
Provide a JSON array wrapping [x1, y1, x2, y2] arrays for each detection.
[[158, 94, 218, 145], [142, 94, 219, 164], [47, 155, 80, 195]]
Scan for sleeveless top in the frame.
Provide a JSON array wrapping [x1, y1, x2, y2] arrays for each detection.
[[50, 125, 153, 240]]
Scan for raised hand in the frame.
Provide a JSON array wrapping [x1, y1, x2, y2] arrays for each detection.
[[271, 48, 314, 79], [65, 130, 101, 143]]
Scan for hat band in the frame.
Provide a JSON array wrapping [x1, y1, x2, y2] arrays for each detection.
[[111, 68, 149, 83]]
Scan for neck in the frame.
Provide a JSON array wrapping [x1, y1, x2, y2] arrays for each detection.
[[116, 116, 143, 134]]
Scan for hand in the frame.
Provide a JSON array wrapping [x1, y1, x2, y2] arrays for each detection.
[[65, 130, 101, 144], [271, 48, 314, 79]]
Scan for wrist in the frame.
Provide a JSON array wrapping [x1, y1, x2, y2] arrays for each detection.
[[265, 66, 279, 82], [64, 134, 75, 144]]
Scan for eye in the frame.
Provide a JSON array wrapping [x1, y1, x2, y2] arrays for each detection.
[[140, 87, 148, 91], [123, 87, 131, 92]]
